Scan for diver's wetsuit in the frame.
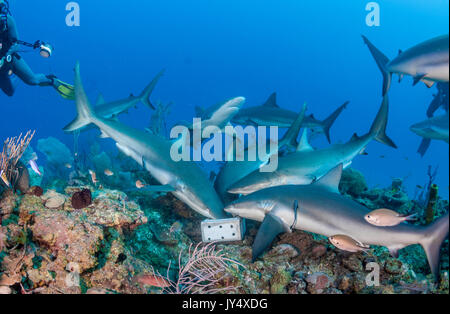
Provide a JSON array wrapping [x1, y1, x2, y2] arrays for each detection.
[[0, 13, 53, 96]]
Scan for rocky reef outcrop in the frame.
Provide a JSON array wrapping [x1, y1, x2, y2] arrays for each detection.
[[0, 167, 448, 294]]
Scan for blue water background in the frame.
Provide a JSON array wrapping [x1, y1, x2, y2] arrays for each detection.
[[1, 0, 449, 198]]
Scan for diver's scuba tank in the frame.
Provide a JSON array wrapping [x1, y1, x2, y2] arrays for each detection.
[[0, 1, 9, 33]]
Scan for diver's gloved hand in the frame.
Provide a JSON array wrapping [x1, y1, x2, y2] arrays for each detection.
[[47, 75, 75, 100]]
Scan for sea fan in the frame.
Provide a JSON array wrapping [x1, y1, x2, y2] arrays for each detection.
[[156, 242, 244, 294]]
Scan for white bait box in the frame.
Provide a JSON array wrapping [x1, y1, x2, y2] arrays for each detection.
[[201, 217, 246, 243]]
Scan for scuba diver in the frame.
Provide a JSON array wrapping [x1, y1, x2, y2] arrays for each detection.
[[0, 0, 74, 99]]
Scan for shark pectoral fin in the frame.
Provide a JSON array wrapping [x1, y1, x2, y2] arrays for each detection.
[[343, 161, 353, 169], [252, 212, 290, 262], [116, 143, 134, 158], [312, 164, 343, 194], [296, 128, 314, 152], [387, 245, 404, 258], [422, 79, 435, 88], [413, 74, 427, 86], [417, 138, 432, 157], [99, 131, 110, 139]]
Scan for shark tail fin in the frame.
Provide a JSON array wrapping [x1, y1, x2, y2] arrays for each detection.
[[362, 35, 392, 96], [63, 62, 96, 132], [369, 95, 397, 148], [279, 103, 307, 149], [322, 101, 349, 143], [420, 212, 449, 281], [139, 69, 165, 110]]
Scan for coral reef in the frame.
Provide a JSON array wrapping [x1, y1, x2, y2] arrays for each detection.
[[0, 163, 448, 294]]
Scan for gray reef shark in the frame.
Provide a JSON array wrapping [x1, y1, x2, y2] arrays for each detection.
[[427, 83, 449, 118], [214, 104, 306, 204], [362, 34, 449, 96], [71, 62, 227, 219], [224, 164, 449, 280], [228, 96, 397, 196], [185, 97, 246, 147], [232, 93, 349, 143], [410, 113, 449, 156], [214, 104, 307, 204], [194, 97, 246, 131], [63, 69, 165, 133]]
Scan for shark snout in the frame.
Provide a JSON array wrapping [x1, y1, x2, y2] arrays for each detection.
[[409, 123, 426, 137], [224, 203, 237, 215]]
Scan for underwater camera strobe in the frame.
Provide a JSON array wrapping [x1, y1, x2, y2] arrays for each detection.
[[39, 42, 53, 58], [14, 40, 54, 58]]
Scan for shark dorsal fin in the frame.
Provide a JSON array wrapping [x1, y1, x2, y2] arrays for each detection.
[[350, 133, 360, 142], [312, 164, 343, 193], [297, 128, 314, 152], [95, 93, 105, 106], [263, 92, 279, 108], [195, 106, 205, 117]]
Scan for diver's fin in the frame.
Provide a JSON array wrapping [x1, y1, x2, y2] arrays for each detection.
[[312, 164, 343, 194], [139, 69, 165, 110], [369, 95, 398, 149], [321, 101, 349, 143], [262, 92, 279, 108], [297, 128, 314, 152], [252, 211, 290, 262], [362, 35, 392, 96], [417, 138, 432, 157], [420, 212, 449, 282], [54, 79, 75, 100], [279, 103, 307, 149]]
